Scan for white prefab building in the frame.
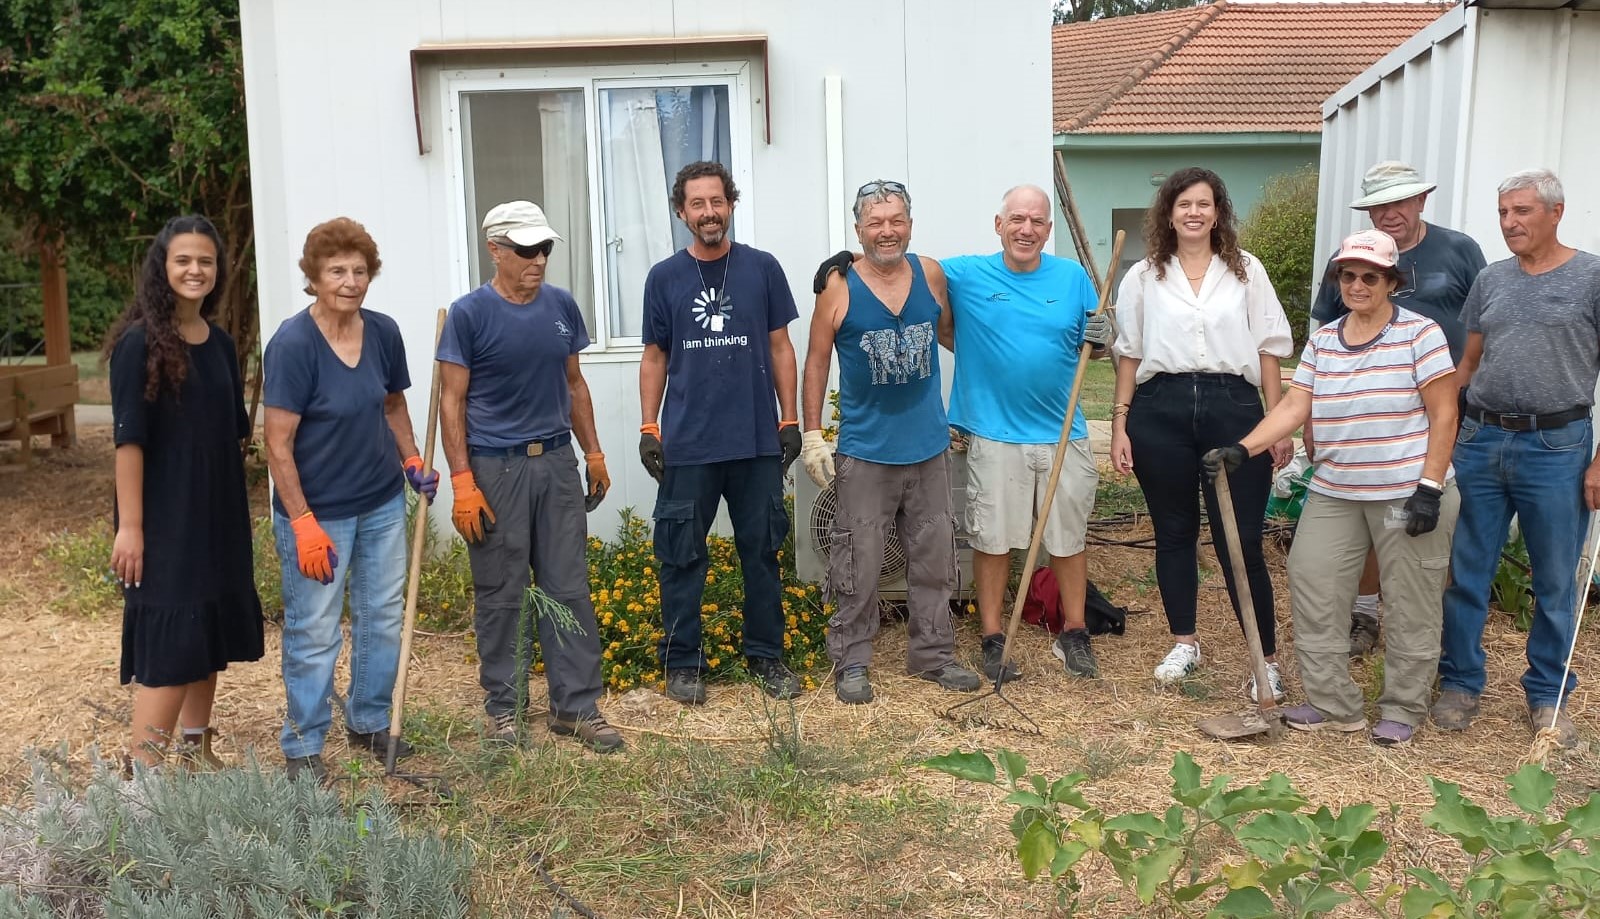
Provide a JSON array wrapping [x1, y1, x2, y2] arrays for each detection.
[[239, 0, 1052, 537], [1315, 1, 1600, 272]]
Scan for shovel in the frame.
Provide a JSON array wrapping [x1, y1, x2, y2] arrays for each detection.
[[943, 229, 1126, 735], [1195, 469, 1283, 740]]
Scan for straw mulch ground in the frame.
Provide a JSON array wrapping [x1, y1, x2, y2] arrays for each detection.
[[2, 430, 1598, 917]]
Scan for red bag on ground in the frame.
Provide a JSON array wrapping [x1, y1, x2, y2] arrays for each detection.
[[1020, 567, 1128, 636]]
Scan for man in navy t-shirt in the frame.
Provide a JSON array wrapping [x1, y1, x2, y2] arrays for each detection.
[[437, 200, 621, 753], [639, 161, 803, 706]]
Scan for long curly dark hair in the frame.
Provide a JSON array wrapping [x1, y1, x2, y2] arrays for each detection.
[[1142, 167, 1249, 284], [102, 216, 228, 401]]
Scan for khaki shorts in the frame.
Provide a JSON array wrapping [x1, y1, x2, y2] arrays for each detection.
[[963, 434, 1097, 557]]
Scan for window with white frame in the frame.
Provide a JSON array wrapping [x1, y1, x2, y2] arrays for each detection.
[[449, 63, 753, 353]]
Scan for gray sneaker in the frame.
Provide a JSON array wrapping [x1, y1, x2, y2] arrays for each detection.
[[1528, 705, 1578, 749], [1052, 628, 1099, 678], [917, 662, 982, 692], [665, 668, 707, 706], [488, 711, 520, 747], [1430, 689, 1480, 731], [1349, 613, 1380, 658], [835, 665, 874, 704], [981, 634, 1022, 684]]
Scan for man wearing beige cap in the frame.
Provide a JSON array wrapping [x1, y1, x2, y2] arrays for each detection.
[[437, 200, 622, 753], [1310, 161, 1487, 658]]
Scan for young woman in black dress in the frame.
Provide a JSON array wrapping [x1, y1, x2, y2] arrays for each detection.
[[107, 215, 263, 769]]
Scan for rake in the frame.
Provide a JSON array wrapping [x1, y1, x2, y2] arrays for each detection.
[[944, 229, 1126, 734]]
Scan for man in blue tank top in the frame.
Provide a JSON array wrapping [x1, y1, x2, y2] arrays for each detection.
[[800, 181, 983, 704]]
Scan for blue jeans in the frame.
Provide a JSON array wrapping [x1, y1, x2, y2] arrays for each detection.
[[273, 491, 407, 758], [1440, 416, 1592, 707]]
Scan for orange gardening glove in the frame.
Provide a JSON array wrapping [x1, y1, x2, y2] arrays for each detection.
[[451, 470, 495, 544], [290, 512, 339, 585], [584, 452, 610, 513]]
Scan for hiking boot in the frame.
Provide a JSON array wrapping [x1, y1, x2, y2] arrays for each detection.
[[346, 728, 414, 762], [747, 657, 802, 700], [1247, 662, 1288, 704], [1528, 705, 1578, 749], [917, 662, 982, 692], [665, 668, 708, 706], [173, 727, 226, 771], [1430, 689, 1480, 731], [488, 711, 521, 747], [835, 665, 874, 704], [1282, 703, 1366, 733], [1154, 642, 1202, 687], [981, 633, 1022, 684], [550, 712, 627, 754], [285, 753, 330, 785], [1371, 719, 1414, 747], [1349, 613, 1381, 659], [1052, 628, 1099, 678]]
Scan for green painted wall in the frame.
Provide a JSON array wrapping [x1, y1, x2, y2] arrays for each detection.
[[1052, 134, 1320, 280]]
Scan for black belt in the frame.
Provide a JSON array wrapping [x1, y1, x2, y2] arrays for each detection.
[[1466, 405, 1589, 432], [469, 432, 571, 457]]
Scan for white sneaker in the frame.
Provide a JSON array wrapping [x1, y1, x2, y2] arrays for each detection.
[[1154, 642, 1202, 686], [1247, 662, 1287, 704]]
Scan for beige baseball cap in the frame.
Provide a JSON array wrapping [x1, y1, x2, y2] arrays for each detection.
[[1349, 161, 1436, 210], [482, 200, 562, 246]]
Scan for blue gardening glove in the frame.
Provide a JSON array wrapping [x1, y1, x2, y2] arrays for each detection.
[[403, 456, 439, 504], [812, 250, 854, 295], [1083, 311, 1115, 348], [1403, 483, 1443, 536], [1201, 443, 1248, 481]]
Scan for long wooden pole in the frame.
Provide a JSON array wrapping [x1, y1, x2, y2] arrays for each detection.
[[1213, 472, 1276, 717]]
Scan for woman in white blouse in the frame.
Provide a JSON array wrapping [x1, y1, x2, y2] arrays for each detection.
[[1109, 167, 1295, 701]]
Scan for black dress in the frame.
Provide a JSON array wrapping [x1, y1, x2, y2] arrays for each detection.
[[110, 321, 264, 687]]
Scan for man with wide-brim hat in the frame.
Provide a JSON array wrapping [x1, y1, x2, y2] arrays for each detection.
[[1309, 160, 1487, 660]]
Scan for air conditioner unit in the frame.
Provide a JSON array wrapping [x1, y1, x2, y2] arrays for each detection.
[[794, 448, 976, 603]]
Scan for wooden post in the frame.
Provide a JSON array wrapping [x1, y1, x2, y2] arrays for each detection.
[[37, 231, 76, 447]]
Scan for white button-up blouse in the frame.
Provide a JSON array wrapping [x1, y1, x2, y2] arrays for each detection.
[[1111, 252, 1294, 387]]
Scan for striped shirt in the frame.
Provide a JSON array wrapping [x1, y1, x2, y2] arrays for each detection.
[[1293, 307, 1454, 501]]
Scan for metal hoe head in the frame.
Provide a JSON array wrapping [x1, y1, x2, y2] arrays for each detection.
[[942, 677, 1042, 735], [1196, 707, 1284, 741]]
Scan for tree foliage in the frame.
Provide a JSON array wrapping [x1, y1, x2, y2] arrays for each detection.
[[1053, 0, 1209, 24], [0, 0, 255, 367], [1241, 165, 1320, 350]]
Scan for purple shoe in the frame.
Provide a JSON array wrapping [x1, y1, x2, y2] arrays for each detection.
[[1282, 703, 1366, 733], [1371, 720, 1414, 747]]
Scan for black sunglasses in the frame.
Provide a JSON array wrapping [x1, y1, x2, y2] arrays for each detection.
[[1338, 269, 1385, 287], [495, 238, 555, 259], [856, 179, 908, 198]]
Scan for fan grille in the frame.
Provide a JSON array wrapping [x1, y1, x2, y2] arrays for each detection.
[[808, 482, 909, 586]]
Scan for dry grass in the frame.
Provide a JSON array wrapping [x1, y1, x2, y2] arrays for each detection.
[[3, 432, 1599, 917]]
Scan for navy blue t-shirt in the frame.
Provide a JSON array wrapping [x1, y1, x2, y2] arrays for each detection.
[[264, 308, 410, 519], [436, 282, 590, 447], [642, 242, 798, 466]]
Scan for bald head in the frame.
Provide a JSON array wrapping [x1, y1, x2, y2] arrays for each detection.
[[999, 184, 1051, 219], [995, 184, 1053, 273]]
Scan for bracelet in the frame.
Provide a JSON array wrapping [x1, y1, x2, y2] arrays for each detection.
[[1418, 477, 1442, 491], [1113, 402, 1131, 411]]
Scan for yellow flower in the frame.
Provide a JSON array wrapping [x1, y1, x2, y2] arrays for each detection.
[[618, 620, 631, 633], [708, 657, 721, 668], [603, 650, 613, 660]]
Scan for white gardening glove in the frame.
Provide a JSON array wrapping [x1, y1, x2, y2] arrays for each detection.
[[1083, 309, 1117, 348], [801, 429, 835, 488]]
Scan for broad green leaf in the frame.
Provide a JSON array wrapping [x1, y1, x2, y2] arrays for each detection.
[[1221, 859, 1265, 890], [1341, 829, 1388, 874], [1257, 853, 1314, 889], [924, 750, 994, 785], [1565, 794, 1600, 837], [1017, 819, 1057, 881], [1174, 880, 1216, 902], [1104, 812, 1166, 838], [1069, 817, 1103, 851], [1326, 803, 1379, 844], [1050, 840, 1089, 880], [1207, 886, 1276, 918], [1171, 750, 1202, 795], [1399, 887, 1456, 919], [1236, 811, 1311, 862], [1029, 773, 1048, 797], [1131, 846, 1185, 903], [1001, 790, 1049, 810], [997, 749, 1029, 785], [1480, 851, 1557, 885], [1219, 774, 1309, 816], [1506, 764, 1557, 815], [1049, 775, 1090, 810], [1424, 779, 1491, 855], [1297, 884, 1350, 913]]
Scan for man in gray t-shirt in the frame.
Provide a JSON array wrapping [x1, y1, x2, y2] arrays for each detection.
[[1435, 169, 1600, 749]]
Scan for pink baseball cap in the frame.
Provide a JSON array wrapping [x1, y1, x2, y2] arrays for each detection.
[[1333, 229, 1399, 268]]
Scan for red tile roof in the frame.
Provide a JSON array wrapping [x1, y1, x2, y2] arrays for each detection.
[[1053, 1, 1452, 134]]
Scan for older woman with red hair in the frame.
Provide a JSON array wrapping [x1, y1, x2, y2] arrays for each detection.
[[263, 217, 437, 783]]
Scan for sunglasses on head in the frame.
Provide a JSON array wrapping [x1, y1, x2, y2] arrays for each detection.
[[1338, 269, 1386, 286], [495, 238, 555, 259], [856, 179, 908, 198]]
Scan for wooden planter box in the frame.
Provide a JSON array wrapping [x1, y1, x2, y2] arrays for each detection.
[[0, 363, 78, 464]]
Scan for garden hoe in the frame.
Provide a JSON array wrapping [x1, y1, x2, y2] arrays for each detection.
[[943, 230, 1126, 736], [1523, 514, 1600, 765], [385, 308, 453, 800], [1195, 470, 1283, 741]]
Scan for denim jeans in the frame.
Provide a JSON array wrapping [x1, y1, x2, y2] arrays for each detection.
[[273, 491, 406, 758], [1440, 416, 1592, 707]]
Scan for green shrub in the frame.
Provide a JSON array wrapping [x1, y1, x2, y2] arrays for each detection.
[[0, 758, 472, 918], [1241, 166, 1319, 349]]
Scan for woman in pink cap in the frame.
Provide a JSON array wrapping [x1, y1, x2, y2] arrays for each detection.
[[1201, 228, 1460, 747]]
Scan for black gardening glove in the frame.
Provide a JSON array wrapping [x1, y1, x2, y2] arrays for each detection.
[[1403, 483, 1443, 537], [639, 432, 665, 483], [1200, 443, 1248, 481], [779, 424, 802, 474], [812, 250, 854, 295]]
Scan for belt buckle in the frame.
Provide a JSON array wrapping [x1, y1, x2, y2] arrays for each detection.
[[526, 441, 545, 457], [1501, 413, 1536, 433]]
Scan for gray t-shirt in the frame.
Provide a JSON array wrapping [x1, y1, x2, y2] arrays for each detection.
[[1463, 250, 1600, 414], [1312, 222, 1487, 362]]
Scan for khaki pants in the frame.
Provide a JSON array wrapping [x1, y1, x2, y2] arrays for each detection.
[[1287, 487, 1459, 726]]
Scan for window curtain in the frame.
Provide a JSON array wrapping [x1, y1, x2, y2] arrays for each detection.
[[539, 93, 595, 334], [600, 89, 675, 339]]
